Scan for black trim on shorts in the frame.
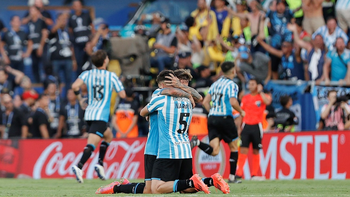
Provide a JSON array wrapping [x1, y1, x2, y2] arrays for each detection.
[[208, 116, 238, 143]]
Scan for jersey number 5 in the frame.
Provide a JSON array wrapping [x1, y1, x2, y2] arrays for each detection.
[[93, 85, 104, 101], [177, 113, 190, 134]]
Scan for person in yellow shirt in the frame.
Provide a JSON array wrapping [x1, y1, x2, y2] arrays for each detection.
[[221, 0, 248, 38], [191, 0, 219, 41]]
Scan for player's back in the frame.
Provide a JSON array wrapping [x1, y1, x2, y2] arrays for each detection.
[[144, 88, 162, 156], [147, 94, 193, 159], [79, 69, 124, 122], [208, 77, 238, 117]]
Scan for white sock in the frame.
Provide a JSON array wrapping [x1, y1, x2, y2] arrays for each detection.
[[229, 174, 235, 181]]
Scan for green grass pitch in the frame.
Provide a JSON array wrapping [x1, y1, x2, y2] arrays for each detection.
[[0, 179, 349, 196]]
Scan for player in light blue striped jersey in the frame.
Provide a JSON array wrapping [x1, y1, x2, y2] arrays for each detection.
[[71, 50, 126, 183]]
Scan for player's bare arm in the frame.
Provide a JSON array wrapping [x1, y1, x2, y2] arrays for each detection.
[[72, 78, 88, 109], [165, 74, 203, 102], [202, 94, 212, 113], [230, 97, 245, 117], [161, 88, 195, 107], [140, 105, 150, 117]]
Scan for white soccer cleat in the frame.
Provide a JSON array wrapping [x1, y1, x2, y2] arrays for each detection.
[[95, 164, 106, 180], [72, 165, 84, 183]]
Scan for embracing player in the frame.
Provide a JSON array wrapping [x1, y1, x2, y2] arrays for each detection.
[[71, 50, 126, 183]]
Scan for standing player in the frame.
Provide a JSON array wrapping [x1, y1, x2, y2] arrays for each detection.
[[236, 79, 271, 180], [190, 62, 245, 183], [71, 50, 126, 183]]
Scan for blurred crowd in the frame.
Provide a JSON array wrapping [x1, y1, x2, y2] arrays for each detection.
[[0, 0, 350, 139]]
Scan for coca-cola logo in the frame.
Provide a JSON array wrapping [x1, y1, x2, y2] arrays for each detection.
[[33, 140, 145, 179], [195, 136, 226, 178]]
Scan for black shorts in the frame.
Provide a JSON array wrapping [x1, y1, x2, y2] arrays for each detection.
[[208, 116, 238, 143], [86, 121, 108, 138], [241, 123, 263, 150], [151, 159, 193, 182], [144, 154, 157, 181]]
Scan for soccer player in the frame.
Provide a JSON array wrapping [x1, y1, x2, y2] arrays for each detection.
[[71, 50, 126, 183], [236, 79, 271, 180], [190, 61, 245, 183]]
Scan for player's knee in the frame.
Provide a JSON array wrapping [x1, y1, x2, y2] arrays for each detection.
[[212, 147, 220, 156]]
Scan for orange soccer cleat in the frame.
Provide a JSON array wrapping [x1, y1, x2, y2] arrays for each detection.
[[95, 181, 120, 194], [120, 178, 130, 185], [211, 173, 230, 194], [190, 174, 210, 194]]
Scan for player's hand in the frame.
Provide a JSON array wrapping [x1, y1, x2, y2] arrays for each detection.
[[240, 110, 245, 117], [165, 73, 181, 88], [79, 98, 88, 110], [145, 116, 149, 122], [189, 95, 195, 108]]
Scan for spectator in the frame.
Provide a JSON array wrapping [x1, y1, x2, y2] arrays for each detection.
[[335, 0, 350, 34], [30, 94, 51, 139], [321, 90, 350, 130], [323, 37, 350, 85], [194, 65, 213, 88], [0, 66, 25, 96], [221, 0, 247, 38], [68, 0, 94, 75], [49, 13, 76, 94], [139, 12, 162, 38], [212, 0, 229, 35], [19, 90, 38, 138], [322, 0, 336, 23], [0, 94, 26, 139], [112, 89, 139, 138], [302, 0, 324, 34], [190, 33, 204, 68], [150, 18, 177, 71], [191, 0, 219, 41], [176, 24, 192, 54], [257, 37, 304, 81], [262, 90, 275, 132], [1, 16, 33, 72], [274, 95, 298, 132], [266, 0, 298, 48], [27, 6, 48, 83], [89, 23, 111, 56], [22, 0, 53, 26], [0, 18, 5, 32], [229, 0, 266, 53], [289, 23, 325, 82], [189, 92, 208, 136], [177, 52, 198, 80], [56, 89, 85, 138], [45, 82, 60, 137], [312, 17, 348, 52]]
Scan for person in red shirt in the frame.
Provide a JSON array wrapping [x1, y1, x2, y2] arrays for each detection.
[[236, 79, 271, 180]]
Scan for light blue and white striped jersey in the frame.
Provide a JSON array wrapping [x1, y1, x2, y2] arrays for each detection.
[[208, 77, 239, 117], [144, 88, 162, 156], [147, 95, 193, 159], [79, 69, 124, 122], [336, 0, 350, 9], [312, 25, 348, 51]]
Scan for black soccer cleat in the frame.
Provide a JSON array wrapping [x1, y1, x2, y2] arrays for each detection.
[[228, 179, 242, 184]]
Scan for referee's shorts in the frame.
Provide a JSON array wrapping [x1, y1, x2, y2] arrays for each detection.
[[241, 123, 263, 150]]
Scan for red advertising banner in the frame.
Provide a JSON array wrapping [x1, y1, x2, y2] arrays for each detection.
[[0, 131, 349, 180]]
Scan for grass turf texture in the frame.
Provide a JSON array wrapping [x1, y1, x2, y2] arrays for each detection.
[[0, 179, 349, 196]]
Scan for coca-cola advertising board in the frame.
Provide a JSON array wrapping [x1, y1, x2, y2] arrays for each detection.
[[2, 131, 350, 180]]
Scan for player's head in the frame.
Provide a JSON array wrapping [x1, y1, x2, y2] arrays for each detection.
[[280, 95, 293, 108], [174, 69, 192, 86], [156, 70, 175, 88], [91, 50, 109, 69], [221, 61, 235, 77], [248, 78, 260, 93]]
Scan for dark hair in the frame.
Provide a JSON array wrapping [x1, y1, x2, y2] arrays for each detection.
[[327, 90, 337, 97], [125, 88, 134, 97], [280, 95, 291, 107], [156, 70, 174, 84], [221, 61, 235, 73], [38, 94, 48, 100], [91, 50, 107, 67], [249, 78, 261, 85], [326, 16, 337, 23], [185, 16, 195, 27], [0, 68, 8, 75], [174, 69, 193, 81]]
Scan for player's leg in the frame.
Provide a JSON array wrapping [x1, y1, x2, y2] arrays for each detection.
[[94, 121, 110, 180], [144, 154, 157, 194], [72, 121, 102, 183], [236, 124, 251, 179], [251, 124, 263, 180]]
